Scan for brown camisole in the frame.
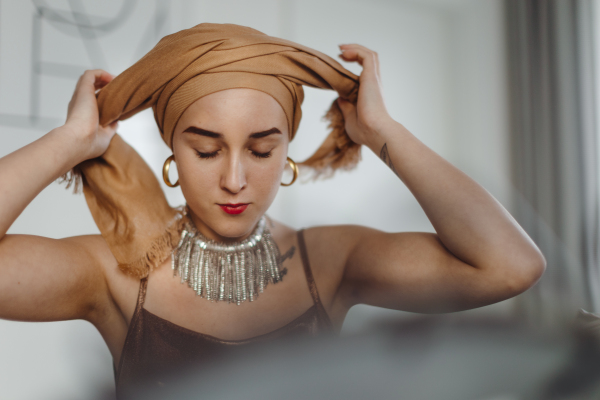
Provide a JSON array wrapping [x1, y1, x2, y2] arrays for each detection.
[[114, 229, 334, 397]]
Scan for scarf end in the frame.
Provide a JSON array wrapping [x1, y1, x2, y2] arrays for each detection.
[[299, 98, 362, 179], [58, 167, 84, 194], [117, 209, 187, 279]]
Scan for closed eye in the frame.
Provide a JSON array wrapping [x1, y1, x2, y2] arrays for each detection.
[[196, 150, 219, 159], [251, 150, 272, 159], [195, 149, 272, 159]]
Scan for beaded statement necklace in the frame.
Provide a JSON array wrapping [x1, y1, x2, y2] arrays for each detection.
[[171, 209, 287, 305]]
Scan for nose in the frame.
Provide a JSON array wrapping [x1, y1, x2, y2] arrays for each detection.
[[220, 153, 247, 194]]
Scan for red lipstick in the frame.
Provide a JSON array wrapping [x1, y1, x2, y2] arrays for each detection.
[[219, 203, 248, 215]]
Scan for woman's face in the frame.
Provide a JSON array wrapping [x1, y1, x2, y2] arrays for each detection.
[[172, 88, 289, 242]]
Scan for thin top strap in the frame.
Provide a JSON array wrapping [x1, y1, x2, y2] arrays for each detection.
[[134, 276, 149, 314], [297, 229, 324, 308]]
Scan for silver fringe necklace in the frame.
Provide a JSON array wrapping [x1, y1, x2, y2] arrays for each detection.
[[171, 211, 287, 305]]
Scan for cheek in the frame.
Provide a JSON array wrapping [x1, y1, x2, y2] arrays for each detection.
[[249, 161, 284, 200], [176, 155, 217, 200]]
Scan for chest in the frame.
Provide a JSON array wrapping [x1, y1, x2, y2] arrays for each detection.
[[142, 253, 317, 340], [101, 227, 348, 374]]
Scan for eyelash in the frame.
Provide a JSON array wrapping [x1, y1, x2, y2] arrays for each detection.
[[252, 150, 272, 159], [195, 150, 272, 159], [196, 150, 219, 159]]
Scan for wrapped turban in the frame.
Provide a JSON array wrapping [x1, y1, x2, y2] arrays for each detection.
[[65, 23, 360, 278]]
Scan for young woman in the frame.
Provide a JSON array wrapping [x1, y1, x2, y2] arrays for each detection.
[[0, 23, 545, 395]]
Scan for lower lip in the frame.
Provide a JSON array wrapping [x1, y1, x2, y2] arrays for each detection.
[[219, 204, 248, 215]]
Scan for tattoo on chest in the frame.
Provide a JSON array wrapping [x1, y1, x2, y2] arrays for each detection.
[[279, 245, 296, 265], [275, 246, 295, 276], [380, 143, 399, 177]]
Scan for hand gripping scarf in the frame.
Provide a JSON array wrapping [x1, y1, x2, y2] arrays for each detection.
[[64, 23, 360, 278]]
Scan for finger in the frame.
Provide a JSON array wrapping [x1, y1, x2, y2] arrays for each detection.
[[340, 43, 376, 53], [338, 48, 379, 83], [338, 44, 378, 68], [339, 44, 379, 66], [373, 52, 381, 78], [338, 49, 370, 70], [93, 70, 114, 90], [76, 69, 112, 92], [339, 43, 378, 62], [341, 45, 383, 84]]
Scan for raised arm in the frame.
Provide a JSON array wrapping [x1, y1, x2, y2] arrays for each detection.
[[332, 44, 545, 313], [0, 70, 118, 322]]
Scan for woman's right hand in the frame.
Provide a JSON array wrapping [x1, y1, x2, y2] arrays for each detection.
[[64, 69, 118, 161]]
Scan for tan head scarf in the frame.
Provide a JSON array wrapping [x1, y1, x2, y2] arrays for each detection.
[[64, 23, 360, 278]]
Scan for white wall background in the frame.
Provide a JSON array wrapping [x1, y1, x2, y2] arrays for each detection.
[[0, 0, 512, 398]]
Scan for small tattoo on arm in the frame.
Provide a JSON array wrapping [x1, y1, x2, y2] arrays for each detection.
[[380, 143, 399, 177]]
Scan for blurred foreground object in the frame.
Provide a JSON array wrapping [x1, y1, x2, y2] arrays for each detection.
[[108, 314, 600, 400]]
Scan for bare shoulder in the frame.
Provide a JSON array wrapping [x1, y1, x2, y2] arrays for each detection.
[[266, 219, 378, 322], [267, 219, 369, 261], [268, 219, 376, 261], [298, 223, 382, 274]]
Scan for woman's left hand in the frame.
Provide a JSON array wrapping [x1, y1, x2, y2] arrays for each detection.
[[336, 44, 395, 147]]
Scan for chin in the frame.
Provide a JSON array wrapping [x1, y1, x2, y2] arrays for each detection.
[[217, 219, 258, 239], [194, 207, 264, 241]]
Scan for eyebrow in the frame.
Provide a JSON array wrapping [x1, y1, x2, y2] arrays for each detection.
[[183, 126, 282, 139]]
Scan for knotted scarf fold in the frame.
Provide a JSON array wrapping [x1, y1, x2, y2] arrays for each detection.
[[64, 23, 360, 278]]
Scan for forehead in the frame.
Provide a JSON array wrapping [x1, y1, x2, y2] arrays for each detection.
[[178, 88, 288, 131]]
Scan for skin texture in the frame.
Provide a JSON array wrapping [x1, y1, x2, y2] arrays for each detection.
[[0, 44, 546, 369]]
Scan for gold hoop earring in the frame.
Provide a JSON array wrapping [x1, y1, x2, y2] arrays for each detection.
[[281, 157, 298, 187], [163, 155, 179, 188]]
